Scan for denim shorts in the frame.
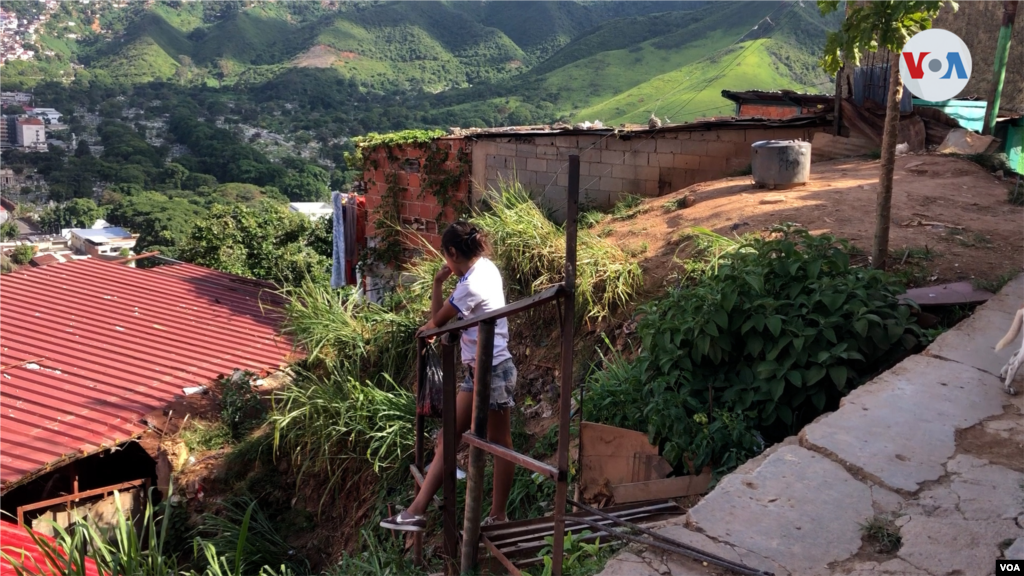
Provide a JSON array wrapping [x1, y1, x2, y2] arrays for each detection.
[[459, 358, 517, 410]]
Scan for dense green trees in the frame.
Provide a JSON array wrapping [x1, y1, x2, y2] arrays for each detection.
[[104, 191, 206, 256], [0, 221, 18, 242], [38, 198, 106, 232], [177, 201, 331, 286]]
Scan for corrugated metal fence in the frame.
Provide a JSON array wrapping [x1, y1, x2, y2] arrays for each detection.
[[852, 65, 913, 114]]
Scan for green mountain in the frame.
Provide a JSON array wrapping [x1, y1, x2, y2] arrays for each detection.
[[7, 0, 840, 127]]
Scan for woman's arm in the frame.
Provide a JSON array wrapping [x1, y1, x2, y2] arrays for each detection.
[[430, 272, 446, 318], [420, 265, 459, 335]]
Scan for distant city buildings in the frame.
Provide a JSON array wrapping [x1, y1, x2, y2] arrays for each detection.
[[67, 227, 137, 260], [0, 91, 32, 105], [14, 117, 45, 149], [26, 107, 62, 123]]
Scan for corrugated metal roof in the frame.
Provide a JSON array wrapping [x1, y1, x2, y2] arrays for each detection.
[[0, 259, 294, 491], [68, 227, 133, 242], [450, 112, 831, 140], [720, 89, 835, 107], [29, 254, 59, 267], [0, 521, 102, 576]]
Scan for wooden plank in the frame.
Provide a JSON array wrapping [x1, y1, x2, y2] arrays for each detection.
[[551, 154, 580, 576], [461, 320, 496, 573], [441, 339, 459, 572], [481, 501, 680, 541], [579, 422, 668, 500], [611, 468, 713, 504], [493, 509, 683, 556], [413, 338, 426, 567], [462, 433, 559, 481], [420, 284, 564, 338]]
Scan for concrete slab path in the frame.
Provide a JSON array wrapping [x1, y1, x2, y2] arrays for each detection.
[[595, 275, 1024, 576]]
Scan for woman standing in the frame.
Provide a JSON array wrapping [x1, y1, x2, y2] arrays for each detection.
[[380, 221, 517, 531]]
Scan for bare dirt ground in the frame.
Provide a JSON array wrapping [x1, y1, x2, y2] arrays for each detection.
[[604, 155, 1024, 294], [292, 45, 359, 68]]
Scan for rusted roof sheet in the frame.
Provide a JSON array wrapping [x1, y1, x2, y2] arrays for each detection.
[[0, 521, 102, 576], [29, 254, 59, 267], [721, 89, 835, 107], [0, 259, 294, 490], [449, 112, 831, 139]]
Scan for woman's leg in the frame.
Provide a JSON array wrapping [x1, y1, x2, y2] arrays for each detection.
[[487, 407, 514, 521], [406, 390, 474, 516]]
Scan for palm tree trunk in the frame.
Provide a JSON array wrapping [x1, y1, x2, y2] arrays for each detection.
[[872, 52, 903, 270]]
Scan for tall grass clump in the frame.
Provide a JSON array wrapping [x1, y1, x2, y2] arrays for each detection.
[[474, 179, 643, 322], [277, 281, 421, 385], [270, 365, 415, 500], [195, 497, 303, 574], [0, 487, 295, 576]]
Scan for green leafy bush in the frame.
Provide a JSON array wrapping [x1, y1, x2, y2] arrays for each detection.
[[588, 226, 923, 474], [10, 245, 34, 265], [526, 530, 611, 576]]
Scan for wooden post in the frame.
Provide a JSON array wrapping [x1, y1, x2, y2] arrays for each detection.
[[460, 320, 496, 574], [441, 334, 459, 574], [413, 339, 426, 566], [551, 155, 580, 576], [833, 65, 844, 136], [983, 1, 1019, 135]]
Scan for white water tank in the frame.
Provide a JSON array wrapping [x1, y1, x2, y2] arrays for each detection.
[[751, 139, 812, 189]]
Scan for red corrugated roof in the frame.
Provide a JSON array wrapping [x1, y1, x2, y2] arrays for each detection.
[[0, 259, 295, 490], [0, 521, 102, 576]]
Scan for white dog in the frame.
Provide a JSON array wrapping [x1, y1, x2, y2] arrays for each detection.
[[995, 307, 1024, 395]]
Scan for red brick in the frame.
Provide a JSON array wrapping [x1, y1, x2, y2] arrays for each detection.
[[408, 173, 421, 188]]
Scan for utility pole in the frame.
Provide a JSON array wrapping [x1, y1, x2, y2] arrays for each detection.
[[983, 1, 1019, 136]]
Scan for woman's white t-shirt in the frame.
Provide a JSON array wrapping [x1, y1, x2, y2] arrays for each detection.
[[448, 258, 512, 366]]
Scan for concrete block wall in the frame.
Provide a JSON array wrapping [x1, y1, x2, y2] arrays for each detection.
[[360, 124, 875, 249], [362, 139, 470, 250], [470, 126, 828, 220]]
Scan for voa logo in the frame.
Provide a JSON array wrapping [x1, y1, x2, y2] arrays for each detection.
[[998, 560, 1024, 574], [900, 28, 972, 102]]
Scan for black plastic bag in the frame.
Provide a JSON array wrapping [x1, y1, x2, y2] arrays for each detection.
[[417, 344, 444, 418]]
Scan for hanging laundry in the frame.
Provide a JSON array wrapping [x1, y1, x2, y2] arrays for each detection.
[[331, 191, 346, 289]]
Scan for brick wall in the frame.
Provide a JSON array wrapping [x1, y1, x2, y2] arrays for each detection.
[[362, 139, 470, 250], [470, 125, 829, 220], [738, 104, 802, 119]]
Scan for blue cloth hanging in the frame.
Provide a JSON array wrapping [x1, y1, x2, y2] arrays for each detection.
[[331, 191, 346, 289]]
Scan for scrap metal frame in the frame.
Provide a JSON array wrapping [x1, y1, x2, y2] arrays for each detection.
[[16, 478, 150, 527], [411, 155, 581, 575]]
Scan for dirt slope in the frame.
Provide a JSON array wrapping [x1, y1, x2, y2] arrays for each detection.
[[603, 155, 1023, 292]]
